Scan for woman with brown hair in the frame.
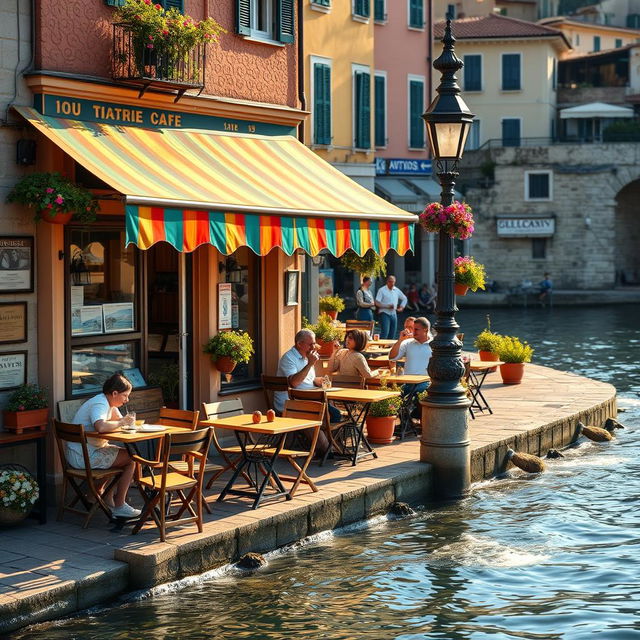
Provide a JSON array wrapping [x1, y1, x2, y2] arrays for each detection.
[[328, 329, 379, 380]]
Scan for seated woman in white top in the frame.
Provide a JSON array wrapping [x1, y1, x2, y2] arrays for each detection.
[[328, 329, 379, 380], [68, 373, 141, 519]]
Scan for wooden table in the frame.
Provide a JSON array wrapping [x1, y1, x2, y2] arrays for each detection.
[[368, 339, 396, 347], [0, 430, 47, 524], [85, 425, 188, 457], [366, 374, 429, 386], [200, 414, 322, 509], [324, 388, 401, 465]]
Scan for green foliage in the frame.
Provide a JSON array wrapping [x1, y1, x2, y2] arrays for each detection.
[[318, 295, 345, 313], [602, 121, 640, 142], [6, 172, 99, 223], [474, 329, 503, 352], [368, 383, 402, 417], [0, 467, 39, 513], [203, 330, 254, 364], [147, 362, 179, 404], [454, 256, 486, 291], [497, 336, 534, 363], [308, 314, 343, 342], [5, 384, 49, 412], [340, 249, 387, 278]]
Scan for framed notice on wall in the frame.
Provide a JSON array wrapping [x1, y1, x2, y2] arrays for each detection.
[[0, 236, 34, 294], [218, 283, 232, 330], [0, 351, 27, 391], [0, 302, 27, 345]]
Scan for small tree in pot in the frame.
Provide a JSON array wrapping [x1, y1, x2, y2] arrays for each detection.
[[203, 330, 254, 374]]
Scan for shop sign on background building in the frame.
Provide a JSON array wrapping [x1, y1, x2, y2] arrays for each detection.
[[497, 217, 555, 237], [376, 158, 432, 176]]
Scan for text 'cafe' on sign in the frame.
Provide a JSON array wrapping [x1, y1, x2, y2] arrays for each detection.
[[496, 217, 555, 237]]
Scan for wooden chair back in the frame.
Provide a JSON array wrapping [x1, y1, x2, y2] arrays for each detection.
[[200, 398, 243, 451], [331, 375, 365, 389], [261, 374, 289, 411], [53, 420, 93, 473], [157, 407, 199, 430], [283, 399, 325, 423], [345, 319, 375, 334]]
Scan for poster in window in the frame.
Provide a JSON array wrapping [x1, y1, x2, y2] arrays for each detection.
[[0, 236, 34, 294], [285, 270, 299, 306], [70, 286, 84, 308], [318, 268, 334, 297], [0, 302, 27, 345], [0, 351, 27, 390], [103, 303, 135, 333], [122, 367, 147, 389], [218, 283, 232, 330], [71, 305, 104, 336]]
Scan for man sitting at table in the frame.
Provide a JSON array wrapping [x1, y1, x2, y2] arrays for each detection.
[[274, 329, 339, 456], [388, 316, 433, 396]]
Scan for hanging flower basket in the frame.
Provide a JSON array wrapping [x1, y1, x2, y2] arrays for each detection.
[[454, 256, 486, 293], [454, 283, 468, 296], [419, 200, 475, 240], [6, 172, 99, 224]]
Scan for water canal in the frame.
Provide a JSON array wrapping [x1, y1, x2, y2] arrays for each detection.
[[17, 305, 640, 639]]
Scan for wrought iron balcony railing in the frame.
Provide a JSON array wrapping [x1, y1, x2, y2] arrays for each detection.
[[112, 23, 206, 101]]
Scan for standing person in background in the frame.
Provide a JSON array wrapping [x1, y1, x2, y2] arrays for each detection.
[[406, 284, 420, 312], [375, 275, 407, 339], [355, 276, 376, 322]]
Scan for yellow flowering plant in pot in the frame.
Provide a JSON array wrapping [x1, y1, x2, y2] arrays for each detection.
[[496, 336, 534, 385], [453, 256, 485, 296], [203, 330, 254, 374], [318, 295, 345, 320]]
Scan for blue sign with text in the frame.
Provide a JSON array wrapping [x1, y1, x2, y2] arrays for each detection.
[[376, 157, 431, 176]]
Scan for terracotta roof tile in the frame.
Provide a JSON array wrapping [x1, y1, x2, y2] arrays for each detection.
[[433, 14, 565, 40]]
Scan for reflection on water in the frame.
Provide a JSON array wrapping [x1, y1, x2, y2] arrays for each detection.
[[16, 306, 640, 640]]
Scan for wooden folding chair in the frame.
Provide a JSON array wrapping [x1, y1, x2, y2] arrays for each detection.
[[331, 375, 365, 389], [261, 374, 289, 413], [261, 400, 325, 497], [53, 419, 122, 528], [132, 427, 213, 542], [156, 407, 199, 430], [345, 319, 375, 334], [201, 398, 254, 490]]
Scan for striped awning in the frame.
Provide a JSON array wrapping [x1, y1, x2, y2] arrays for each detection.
[[15, 106, 415, 256]]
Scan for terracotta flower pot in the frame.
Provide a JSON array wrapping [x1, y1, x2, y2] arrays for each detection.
[[40, 210, 72, 225], [213, 356, 237, 374], [454, 283, 469, 296], [323, 310, 338, 320], [316, 339, 335, 357], [500, 362, 525, 384], [365, 416, 396, 444], [478, 350, 499, 372], [3, 408, 49, 434]]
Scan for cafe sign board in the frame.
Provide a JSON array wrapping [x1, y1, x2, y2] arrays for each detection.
[[496, 217, 555, 237]]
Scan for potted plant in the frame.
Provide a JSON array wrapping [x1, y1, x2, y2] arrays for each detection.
[[3, 384, 49, 434], [366, 385, 402, 444], [203, 330, 254, 374], [147, 362, 180, 408], [419, 200, 475, 240], [340, 249, 387, 278], [474, 315, 503, 367], [309, 314, 343, 357], [6, 172, 99, 224], [318, 295, 345, 320], [453, 256, 486, 296], [0, 465, 39, 526], [496, 336, 534, 384]]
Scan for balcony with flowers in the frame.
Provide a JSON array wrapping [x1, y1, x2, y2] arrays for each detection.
[[111, 0, 225, 101]]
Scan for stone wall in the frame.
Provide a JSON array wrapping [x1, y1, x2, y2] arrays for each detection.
[[463, 143, 640, 290]]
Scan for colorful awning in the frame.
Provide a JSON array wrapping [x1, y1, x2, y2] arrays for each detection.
[[15, 106, 416, 256]]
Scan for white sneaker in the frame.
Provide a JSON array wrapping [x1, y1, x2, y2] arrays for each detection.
[[111, 503, 142, 519]]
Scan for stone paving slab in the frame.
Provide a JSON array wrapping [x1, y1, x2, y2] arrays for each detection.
[[0, 363, 616, 634]]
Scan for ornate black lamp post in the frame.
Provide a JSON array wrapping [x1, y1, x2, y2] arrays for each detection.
[[419, 20, 475, 499]]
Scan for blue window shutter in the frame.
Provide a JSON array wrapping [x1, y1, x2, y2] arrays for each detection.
[[502, 54, 521, 90], [502, 119, 520, 146], [463, 55, 481, 91], [409, 80, 424, 148], [355, 0, 370, 18], [236, 0, 251, 35], [314, 64, 331, 145], [374, 0, 385, 20], [162, 0, 184, 11], [374, 75, 386, 147], [409, 0, 423, 27], [277, 0, 295, 43], [593, 36, 601, 51], [355, 72, 371, 149]]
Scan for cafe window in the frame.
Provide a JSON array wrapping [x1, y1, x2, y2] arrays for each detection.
[[66, 227, 141, 396], [219, 247, 262, 389]]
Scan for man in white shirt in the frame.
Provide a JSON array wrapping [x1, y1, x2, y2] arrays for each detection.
[[375, 275, 407, 339], [389, 316, 432, 395]]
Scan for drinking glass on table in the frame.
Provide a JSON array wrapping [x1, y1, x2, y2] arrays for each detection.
[[122, 411, 136, 428], [321, 375, 332, 390]]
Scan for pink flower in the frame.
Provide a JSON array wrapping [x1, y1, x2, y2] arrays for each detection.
[[18, 405, 25, 411], [154, 3, 162, 8], [55, 195, 64, 205], [143, 0, 151, 4], [45, 187, 54, 194], [147, 44, 154, 48], [46, 203, 53, 209], [162, 29, 169, 35]]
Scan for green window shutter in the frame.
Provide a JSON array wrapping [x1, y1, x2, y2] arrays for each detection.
[[277, 0, 295, 43], [409, 0, 423, 27], [502, 53, 521, 90], [374, 0, 385, 20], [409, 80, 424, 148], [355, 0, 370, 18], [314, 0, 331, 6], [374, 75, 386, 147], [162, 0, 184, 11], [314, 64, 331, 145], [236, 0, 251, 36], [355, 71, 371, 149]]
